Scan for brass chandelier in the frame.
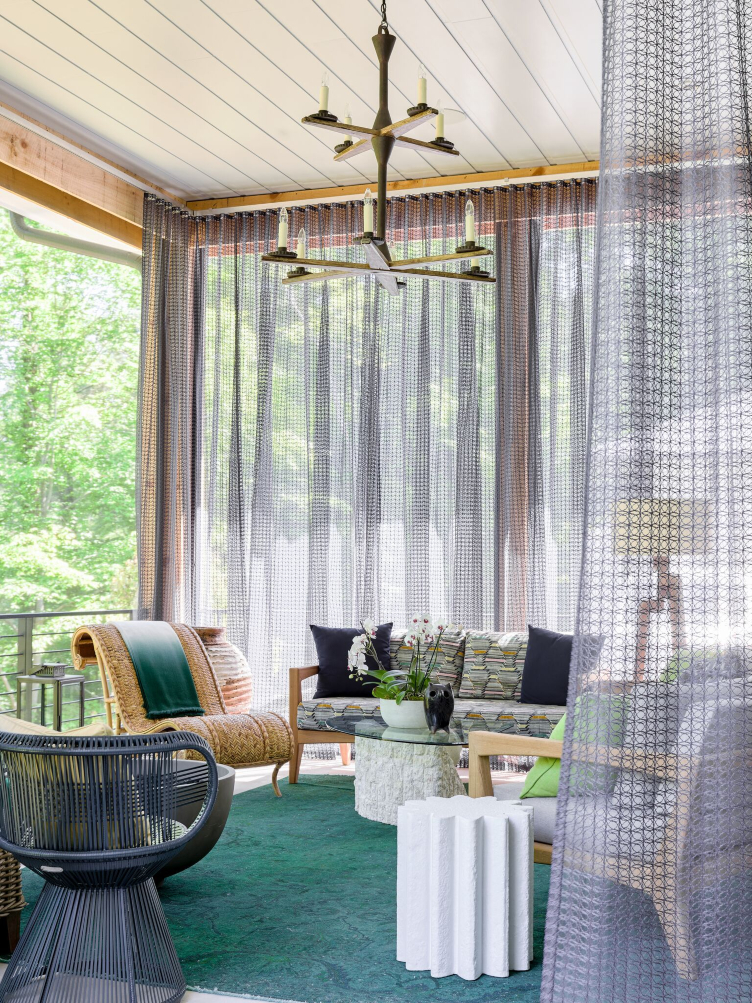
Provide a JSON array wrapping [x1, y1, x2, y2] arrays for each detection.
[[262, 1, 495, 295]]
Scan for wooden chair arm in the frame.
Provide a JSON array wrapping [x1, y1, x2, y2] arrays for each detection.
[[288, 666, 319, 739], [467, 733, 690, 796], [468, 732, 563, 798], [569, 742, 691, 781], [470, 733, 564, 759]]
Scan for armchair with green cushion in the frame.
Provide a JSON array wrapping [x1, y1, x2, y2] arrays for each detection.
[[469, 691, 751, 981]]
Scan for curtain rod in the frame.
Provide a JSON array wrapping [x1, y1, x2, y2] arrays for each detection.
[[187, 162, 600, 216]]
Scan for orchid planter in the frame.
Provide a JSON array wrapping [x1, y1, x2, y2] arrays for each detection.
[[379, 697, 428, 730], [348, 615, 456, 726]]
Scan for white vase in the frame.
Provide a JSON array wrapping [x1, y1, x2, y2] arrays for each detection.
[[379, 698, 428, 730]]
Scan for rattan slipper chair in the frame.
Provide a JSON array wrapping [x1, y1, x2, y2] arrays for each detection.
[[71, 622, 293, 796]]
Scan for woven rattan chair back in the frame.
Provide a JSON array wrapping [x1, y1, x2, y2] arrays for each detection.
[[0, 731, 218, 1003], [70, 623, 294, 795], [72, 623, 225, 734]]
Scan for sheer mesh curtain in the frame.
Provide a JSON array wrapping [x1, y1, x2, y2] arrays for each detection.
[[139, 202, 203, 623], [138, 181, 595, 716], [496, 184, 595, 631], [542, 2, 752, 1001]]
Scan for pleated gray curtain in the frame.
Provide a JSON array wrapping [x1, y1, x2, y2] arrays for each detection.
[[542, 1, 752, 1000], [138, 180, 596, 715]]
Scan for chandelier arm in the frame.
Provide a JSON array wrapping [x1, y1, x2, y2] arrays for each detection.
[[389, 248, 493, 269], [387, 266, 495, 284], [282, 270, 353, 286], [394, 135, 460, 157], [361, 241, 393, 271], [283, 267, 494, 287], [374, 272, 401, 296], [333, 139, 371, 162], [381, 109, 437, 138], [301, 117, 377, 137], [261, 255, 371, 273]]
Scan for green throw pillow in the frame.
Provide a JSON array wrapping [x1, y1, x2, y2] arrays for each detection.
[[520, 715, 566, 798], [659, 646, 715, 683]]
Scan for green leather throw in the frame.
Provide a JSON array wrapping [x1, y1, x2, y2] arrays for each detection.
[[117, 621, 205, 720]]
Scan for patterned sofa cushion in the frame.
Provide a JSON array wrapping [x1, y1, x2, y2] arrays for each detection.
[[296, 695, 564, 738], [389, 630, 466, 695], [297, 697, 380, 732], [458, 631, 528, 700], [452, 699, 565, 738]]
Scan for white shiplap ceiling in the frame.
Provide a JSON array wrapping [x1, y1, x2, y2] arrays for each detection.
[[0, 0, 602, 201]]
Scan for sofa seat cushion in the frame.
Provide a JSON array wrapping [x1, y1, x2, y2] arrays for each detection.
[[297, 697, 381, 732], [458, 631, 528, 700], [453, 699, 565, 738], [389, 630, 466, 695], [297, 696, 564, 737], [494, 782, 669, 859], [494, 781, 558, 844]]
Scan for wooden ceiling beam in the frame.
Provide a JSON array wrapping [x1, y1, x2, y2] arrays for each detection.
[[0, 162, 142, 248], [0, 105, 184, 243], [0, 113, 147, 228], [187, 161, 600, 213]]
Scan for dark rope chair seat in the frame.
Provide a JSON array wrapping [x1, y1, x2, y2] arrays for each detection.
[[0, 730, 218, 1003]]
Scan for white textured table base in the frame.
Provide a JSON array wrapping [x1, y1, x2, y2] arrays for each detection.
[[354, 736, 465, 825], [397, 795, 534, 979]]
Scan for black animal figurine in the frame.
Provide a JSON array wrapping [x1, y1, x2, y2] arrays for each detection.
[[424, 683, 454, 734]]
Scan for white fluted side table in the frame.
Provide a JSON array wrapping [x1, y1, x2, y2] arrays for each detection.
[[397, 795, 534, 979]]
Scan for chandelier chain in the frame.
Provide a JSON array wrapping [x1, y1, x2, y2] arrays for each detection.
[[379, 0, 388, 31]]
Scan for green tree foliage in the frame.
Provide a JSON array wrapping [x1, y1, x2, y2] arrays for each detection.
[[0, 212, 140, 613]]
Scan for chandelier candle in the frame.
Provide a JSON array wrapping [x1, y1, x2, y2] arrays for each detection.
[[417, 63, 427, 105], [319, 72, 329, 113], [296, 228, 306, 258], [363, 189, 374, 234], [435, 101, 445, 140], [277, 207, 288, 251], [465, 200, 476, 244], [263, 0, 495, 291]]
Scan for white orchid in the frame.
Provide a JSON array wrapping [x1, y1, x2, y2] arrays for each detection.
[[344, 615, 455, 704], [348, 633, 368, 677], [434, 619, 456, 634], [406, 614, 437, 647]]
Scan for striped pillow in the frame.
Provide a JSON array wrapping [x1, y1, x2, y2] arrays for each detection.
[[389, 630, 467, 695], [458, 631, 528, 700]]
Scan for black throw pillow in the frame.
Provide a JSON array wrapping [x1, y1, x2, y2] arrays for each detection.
[[311, 623, 393, 699], [519, 625, 574, 706]]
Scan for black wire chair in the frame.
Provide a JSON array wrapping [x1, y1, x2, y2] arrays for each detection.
[[0, 730, 218, 1003]]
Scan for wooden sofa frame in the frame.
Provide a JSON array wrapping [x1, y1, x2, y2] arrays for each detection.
[[289, 666, 353, 783]]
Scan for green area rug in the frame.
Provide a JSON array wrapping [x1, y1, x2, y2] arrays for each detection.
[[15, 776, 549, 1002]]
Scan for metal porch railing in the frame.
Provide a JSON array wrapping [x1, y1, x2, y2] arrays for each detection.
[[0, 609, 135, 728]]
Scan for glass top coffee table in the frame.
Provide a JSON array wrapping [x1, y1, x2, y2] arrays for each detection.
[[339, 716, 477, 744], [334, 716, 471, 825]]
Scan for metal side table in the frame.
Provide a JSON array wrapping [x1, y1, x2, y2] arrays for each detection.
[[16, 672, 85, 731]]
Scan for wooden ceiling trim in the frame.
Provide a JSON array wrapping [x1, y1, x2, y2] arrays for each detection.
[[186, 161, 600, 213], [0, 114, 146, 228], [0, 162, 141, 248]]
